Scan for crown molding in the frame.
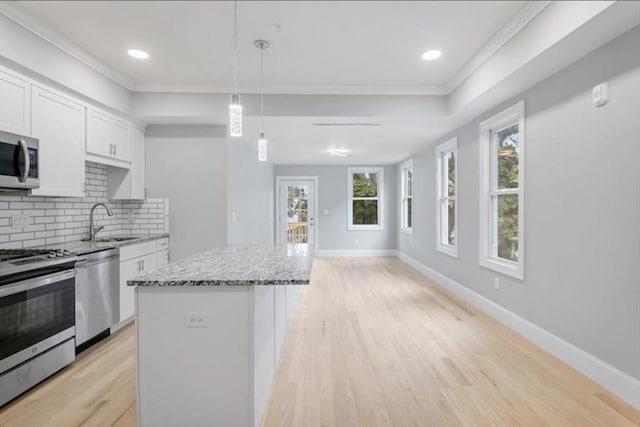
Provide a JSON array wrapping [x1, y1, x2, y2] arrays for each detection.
[[445, 1, 551, 94], [0, 3, 135, 90], [132, 83, 449, 96]]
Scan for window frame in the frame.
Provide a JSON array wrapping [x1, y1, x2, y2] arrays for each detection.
[[435, 137, 458, 258], [347, 167, 384, 231], [478, 101, 525, 280], [400, 158, 414, 235]]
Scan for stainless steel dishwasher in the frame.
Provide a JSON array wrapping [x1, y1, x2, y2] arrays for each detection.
[[75, 248, 119, 348]]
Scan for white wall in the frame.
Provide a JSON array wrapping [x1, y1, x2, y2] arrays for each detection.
[[145, 125, 227, 261], [397, 27, 640, 381], [226, 141, 275, 244], [0, 14, 133, 115], [274, 165, 397, 252]]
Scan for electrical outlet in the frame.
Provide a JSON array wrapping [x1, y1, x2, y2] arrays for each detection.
[[231, 212, 237, 223], [494, 278, 500, 290], [11, 214, 33, 229], [185, 312, 208, 328]]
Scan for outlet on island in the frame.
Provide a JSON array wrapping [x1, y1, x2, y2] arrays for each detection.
[[185, 312, 208, 327]]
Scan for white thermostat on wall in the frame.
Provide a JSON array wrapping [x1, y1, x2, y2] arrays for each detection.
[[592, 82, 609, 107]]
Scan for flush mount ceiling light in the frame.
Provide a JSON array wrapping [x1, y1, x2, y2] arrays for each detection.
[[328, 149, 348, 157], [229, 1, 242, 137], [127, 48, 149, 59], [256, 39, 270, 162], [421, 49, 442, 61]]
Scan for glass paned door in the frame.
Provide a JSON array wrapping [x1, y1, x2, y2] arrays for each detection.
[[278, 180, 315, 247]]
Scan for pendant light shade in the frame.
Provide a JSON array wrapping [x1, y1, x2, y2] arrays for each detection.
[[229, 1, 242, 137], [229, 94, 242, 137], [258, 132, 267, 162]]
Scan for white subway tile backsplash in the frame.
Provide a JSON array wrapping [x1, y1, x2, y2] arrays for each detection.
[[0, 162, 169, 249]]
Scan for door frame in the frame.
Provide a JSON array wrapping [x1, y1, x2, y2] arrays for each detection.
[[275, 176, 319, 252]]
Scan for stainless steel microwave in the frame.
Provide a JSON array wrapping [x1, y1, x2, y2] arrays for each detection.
[[0, 130, 39, 190]]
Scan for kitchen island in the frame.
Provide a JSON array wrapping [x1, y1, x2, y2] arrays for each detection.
[[130, 244, 313, 427]]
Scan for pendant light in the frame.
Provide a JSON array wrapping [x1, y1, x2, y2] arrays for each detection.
[[229, 1, 242, 137], [255, 39, 269, 162]]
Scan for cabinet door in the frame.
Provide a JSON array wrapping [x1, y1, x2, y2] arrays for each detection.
[[138, 253, 157, 275], [120, 258, 141, 322], [86, 108, 111, 158], [0, 70, 31, 135], [156, 249, 169, 269], [130, 128, 145, 199], [30, 86, 85, 197], [110, 120, 130, 162]]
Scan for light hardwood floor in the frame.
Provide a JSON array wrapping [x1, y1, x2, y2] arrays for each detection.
[[1, 257, 638, 426]]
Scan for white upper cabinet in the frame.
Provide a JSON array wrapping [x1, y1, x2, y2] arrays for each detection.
[[0, 69, 32, 136], [108, 127, 145, 200], [86, 107, 132, 167], [30, 85, 85, 197], [86, 108, 111, 158]]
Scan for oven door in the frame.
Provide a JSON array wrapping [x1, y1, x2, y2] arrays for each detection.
[[0, 270, 75, 374], [0, 130, 39, 190]]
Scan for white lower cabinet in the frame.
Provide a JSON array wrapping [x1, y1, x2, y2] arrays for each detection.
[[118, 239, 168, 323]]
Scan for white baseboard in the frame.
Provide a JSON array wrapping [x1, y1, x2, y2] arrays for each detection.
[[396, 252, 640, 410], [316, 249, 399, 258]]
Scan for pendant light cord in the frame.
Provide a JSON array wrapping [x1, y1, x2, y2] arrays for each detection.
[[260, 44, 264, 131], [233, 0, 238, 94]]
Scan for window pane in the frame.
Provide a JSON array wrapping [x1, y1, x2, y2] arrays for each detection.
[[496, 194, 518, 261], [353, 200, 378, 225], [447, 152, 455, 196], [407, 170, 413, 196], [353, 173, 378, 197], [495, 124, 519, 189], [407, 197, 412, 228], [299, 210, 308, 223], [448, 200, 456, 245]]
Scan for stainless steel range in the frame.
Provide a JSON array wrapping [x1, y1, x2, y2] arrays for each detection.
[[0, 248, 78, 406]]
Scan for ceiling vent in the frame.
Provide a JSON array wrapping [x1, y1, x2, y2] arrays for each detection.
[[312, 123, 380, 127]]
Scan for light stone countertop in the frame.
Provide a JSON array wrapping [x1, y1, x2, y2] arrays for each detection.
[[42, 234, 169, 255], [128, 244, 313, 286]]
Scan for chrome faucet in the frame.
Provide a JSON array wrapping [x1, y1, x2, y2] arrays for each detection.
[[87, 202, 114, 241]]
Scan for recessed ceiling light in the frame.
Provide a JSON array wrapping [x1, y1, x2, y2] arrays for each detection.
[[127, 49, 149, 60], [421, 50, 442, 61], [328, 149, 348, 157]]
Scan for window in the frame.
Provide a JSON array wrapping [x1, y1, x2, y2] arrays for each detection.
[[435, 138, 458, 257], [479, 101, 525, 279], [348, 167, 384, 230], [400, 159, 414, 234]]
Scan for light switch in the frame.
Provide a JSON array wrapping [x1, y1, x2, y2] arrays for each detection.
[[231, 212, 237, 222], [323, 209, 329, 215]]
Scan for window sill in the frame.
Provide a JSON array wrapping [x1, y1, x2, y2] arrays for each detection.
[[479, 257, 523, 280], [400, 227, 413, 235], [348, 225, 384, 231], [436, 245, 458, 258]]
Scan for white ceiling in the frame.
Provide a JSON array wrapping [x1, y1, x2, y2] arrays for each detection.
[[7, 0, 526, 94], [6, 1, 631, 166]]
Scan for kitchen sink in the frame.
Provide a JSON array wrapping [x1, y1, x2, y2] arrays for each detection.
[[94, 237, 139, 243]]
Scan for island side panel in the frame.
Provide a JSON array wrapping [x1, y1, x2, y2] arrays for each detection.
[[251, 285, 276, 427], [136, 286, 251, 427]]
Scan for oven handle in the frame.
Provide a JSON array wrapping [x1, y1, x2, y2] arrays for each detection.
[[18, 139, 30, 183], [0, 269, 75, 298]]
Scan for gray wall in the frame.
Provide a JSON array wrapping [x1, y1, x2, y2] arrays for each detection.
[[146, 125, 227, 261], [397, 28, 640, 379], [274, 165, 397, 251], [227, 141, 275, 244]]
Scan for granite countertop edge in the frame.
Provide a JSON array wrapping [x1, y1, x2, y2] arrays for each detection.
[[129, 278, 311, 287]]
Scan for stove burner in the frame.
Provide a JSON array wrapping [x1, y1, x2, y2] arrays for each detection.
[[0, 248, 74, 263]]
